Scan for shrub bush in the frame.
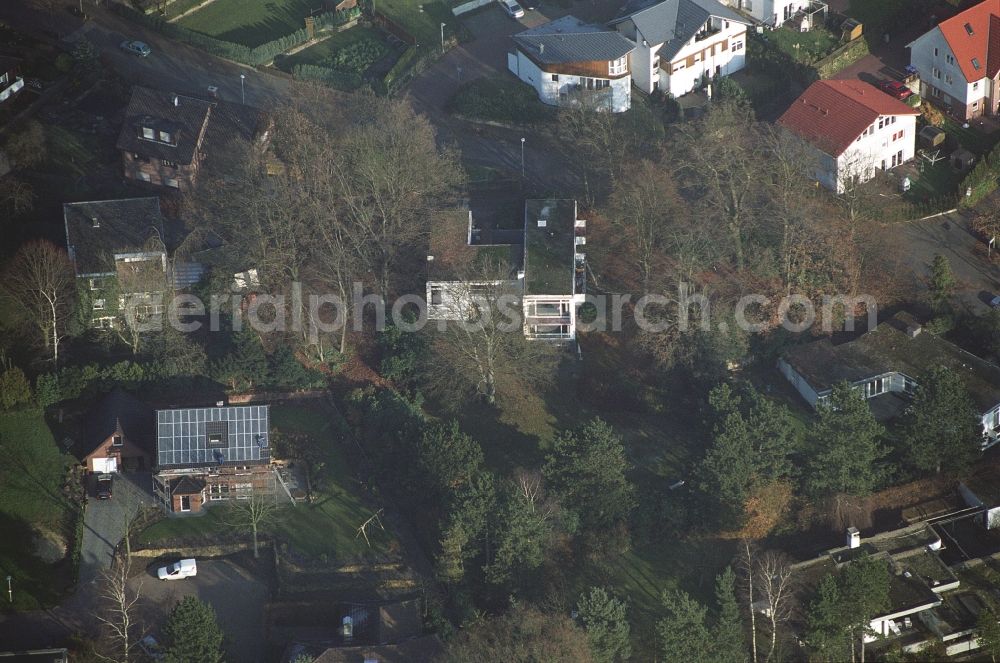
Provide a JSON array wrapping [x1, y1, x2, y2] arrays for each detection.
[[0, 367, 33, 410], [291, 63, 363, 91], [446, 77, 554, 125]]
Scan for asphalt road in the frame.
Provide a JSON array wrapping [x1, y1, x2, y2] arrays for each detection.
[[79, 472, 152, 586], [899, 209, 1000, 310], [134, 559, 268, 663]]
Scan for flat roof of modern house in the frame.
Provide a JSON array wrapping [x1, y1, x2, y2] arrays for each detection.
[[63, 198, 166, 276], [523, 199, 577, 296], [782, 312, 1000, 413], [427, 210, 521, 282]]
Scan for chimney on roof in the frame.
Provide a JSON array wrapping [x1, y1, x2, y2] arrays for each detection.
[[539, 43, 545, 54], [215, 400, 224, 407], [173, 95, 179, 107], [538, 218, 547, 228], [907, 323, 922, 338], [90, 216, 100, 228], [847, 527, 860, 549]]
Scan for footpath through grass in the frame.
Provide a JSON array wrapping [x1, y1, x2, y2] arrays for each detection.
[[139, 403, 393, 562], [177, 0, 324, 47], [0, 409, 78, 610]]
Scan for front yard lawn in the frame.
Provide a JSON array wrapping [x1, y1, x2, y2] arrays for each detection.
[[0, 410, 79, 610], [280, 27, 389, 76], [904, 157, 963, 204], [139, 403, 394, 562], [177, 0, 324, 48], [768, 25, 840, 64]]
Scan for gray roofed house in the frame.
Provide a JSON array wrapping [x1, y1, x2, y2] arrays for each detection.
[[508, 16, 636, 112], [156, 404, 270, 468], [116, 87, 213, 166], [612, 0, 746, 59], [512, 16, 636, 64], [63, 198, 166, 277]]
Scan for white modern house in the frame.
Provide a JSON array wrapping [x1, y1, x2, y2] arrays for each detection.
[[508, 16, 636, 113], [778, 312, 1000, 447], [722, 0, 812, 26], [907, 0, 1000, 120], [776, 79, 919, 193], [426, 200, 588, 341], [610, 0, 750, 97]]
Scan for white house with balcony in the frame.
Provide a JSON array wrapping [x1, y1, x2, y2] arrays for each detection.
[[0, 56, 24, 106], [907, 0, 1000, 120], [777, 79, 919, 193], [508, 16, 636, 112], [778, 312, 1000, 448], [426, 200, 588, 342], [611, 0, 750, 97]]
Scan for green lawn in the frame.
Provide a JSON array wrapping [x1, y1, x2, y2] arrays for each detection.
[[377, 0, 456, 47], [139, 404, 393, 562], [280, 27, 389, 74], [904, 158, 962, 203], [768, 25, 839, 64], [941, 117, 1000, 157], [177, 0, 324, 48], [0, 410, 78, 611]]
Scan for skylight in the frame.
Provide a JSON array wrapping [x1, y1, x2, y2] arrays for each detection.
[[973, 57, 982, 70], [965, 22, 974, 35]]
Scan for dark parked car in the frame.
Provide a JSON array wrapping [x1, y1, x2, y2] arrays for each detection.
[[879, 80, 913, 100], [95, 473, 113, 499]]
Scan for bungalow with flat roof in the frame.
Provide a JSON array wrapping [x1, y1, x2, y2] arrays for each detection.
[[778, 312, 1000, 446], [426, 200, 588, 341]]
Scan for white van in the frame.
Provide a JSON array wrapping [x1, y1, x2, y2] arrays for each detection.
[[157, 558, 197, 580]]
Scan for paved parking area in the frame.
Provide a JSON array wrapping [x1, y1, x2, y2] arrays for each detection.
[[132, 559, 268, 663], [79, 472, 152, 586]]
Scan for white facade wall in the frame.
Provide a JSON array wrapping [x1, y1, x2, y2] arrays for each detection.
[[661, 25, 748, 97], [830, 112, 917, 193], [726, 0, 808, 26], [426, 280, 518, 321], [508, 50, 632, 112], [909, 27, 986, 115], [776, 358, 820, 407]]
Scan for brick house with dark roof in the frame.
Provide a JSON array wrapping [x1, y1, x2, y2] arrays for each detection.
[[78, 389, 154, 473], [117, 86, 271, 191], [63, 197, 168, 328], [152, 404, 274, 514], [777, 79, 919, 193], [908, 0, 1000, 120]]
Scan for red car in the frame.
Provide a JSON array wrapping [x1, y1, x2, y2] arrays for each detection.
[[879, 80, 913, 100]]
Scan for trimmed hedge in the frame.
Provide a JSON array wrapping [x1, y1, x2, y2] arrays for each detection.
[[960, 140, 1000, 207], [291, 63, 363, 91], [814, 37, 869, 79], [380, 45, 422, 95], [112, 4, 360, 67]]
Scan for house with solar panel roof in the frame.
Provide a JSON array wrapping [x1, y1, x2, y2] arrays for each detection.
[[152, 402, 274, 514]]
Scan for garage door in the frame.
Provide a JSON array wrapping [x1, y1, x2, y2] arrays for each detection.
[[93, 457, 118, 473]]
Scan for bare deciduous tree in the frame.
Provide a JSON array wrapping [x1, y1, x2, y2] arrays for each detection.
[[223, 493, 279, 558], [0, 177, 36, 216], [755, 550, 795, 663], [96, 554, 142, 663], [3, 240, 76, 366]]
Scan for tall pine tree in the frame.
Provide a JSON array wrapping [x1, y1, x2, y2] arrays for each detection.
[[906, 366, 981, 475]]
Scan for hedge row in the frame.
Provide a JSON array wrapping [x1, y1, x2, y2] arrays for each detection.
[[291, 63, 363, 91], [112, 4, 360, 67], [960, 140, 1000, 207], [380, 45, 423, 95]]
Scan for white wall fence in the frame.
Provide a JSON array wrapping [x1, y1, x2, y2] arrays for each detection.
[[453, 0, 493, 16]]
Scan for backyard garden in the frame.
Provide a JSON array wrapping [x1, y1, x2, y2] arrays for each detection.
[[175, 0, 330, 48]]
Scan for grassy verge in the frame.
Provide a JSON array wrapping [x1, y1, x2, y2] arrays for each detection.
[[447, 77, 555, 125], [177, 0, 322, 48], [139, 403, 393, 562], [0, 410, 78, 611]]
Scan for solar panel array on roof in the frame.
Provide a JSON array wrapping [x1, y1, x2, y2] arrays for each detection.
[[156, 405, 269, 467]]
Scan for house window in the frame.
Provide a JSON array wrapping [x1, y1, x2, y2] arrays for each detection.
[[973, 58, 982, 71], [138, 172, 151, 182], [891, 116, 896, 124], [878, 117, 885, 129], [141, 127, 155, 139], [93, 298, 106, 311], [0, 73, 7, 84], [732, 40, 743, 51], [112, 434, 123, 447], [165, 177, 180, 189], [161, 159, 177, 168], [208, 484, 230, 501], [158, 130, 172, 143], [551, 74, 559, 82], [946, 53, 955, 65], [932, 67, 941, 79], [865, 377, 886, 397], [974, 81, 980, 91], [946, 73, 953, 85], [934, 47, 939, 57], [430, 286, 443, 305], [673, 61, 686, 72], [609, 56, 627, 76], [179, 495, 191, 512]]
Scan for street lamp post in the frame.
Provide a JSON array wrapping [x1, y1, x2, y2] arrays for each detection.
[[240, 73, 246, 105], [440, 22, 446, 53], [6, 575, 11, 603], [520, 137, 526, 179]]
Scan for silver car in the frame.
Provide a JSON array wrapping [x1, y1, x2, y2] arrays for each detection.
[[120, 40, 151, 57]]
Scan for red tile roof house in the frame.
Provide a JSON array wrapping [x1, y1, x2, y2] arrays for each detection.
[[776, 79, 919, 193], [907, 0, 1000, 120]]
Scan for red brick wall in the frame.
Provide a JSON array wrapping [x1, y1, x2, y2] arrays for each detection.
[[84, 433, 151, 472], [122, 151, 198, 190]]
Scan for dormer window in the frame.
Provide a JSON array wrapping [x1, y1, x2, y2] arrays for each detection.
[[609, 56, 627, 76], [112, 434, 123, 447], [142, 127, 155, 139], [973, 58, 982, 71], [158, 130, 171, 143]]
